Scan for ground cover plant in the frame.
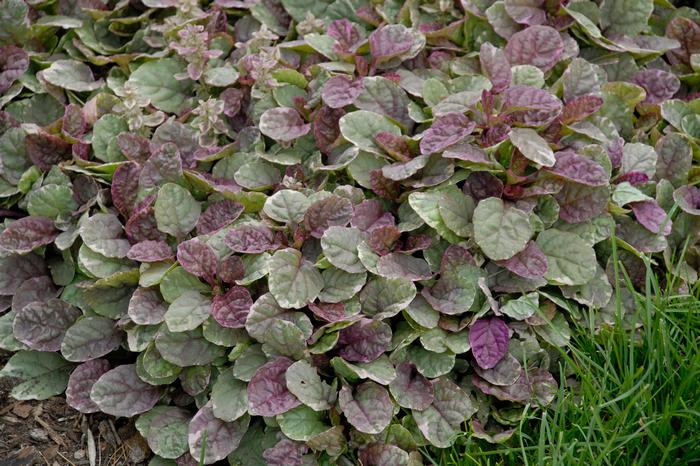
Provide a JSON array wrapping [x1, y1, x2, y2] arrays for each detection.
[[1, 0, 700, 464]]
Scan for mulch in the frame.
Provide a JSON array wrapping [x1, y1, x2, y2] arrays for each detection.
[[0, 351, 150, 466]]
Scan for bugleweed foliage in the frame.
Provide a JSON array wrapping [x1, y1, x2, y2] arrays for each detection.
[[0, 0, 699, 464]]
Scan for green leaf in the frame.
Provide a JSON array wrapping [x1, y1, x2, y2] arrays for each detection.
[[0, 351, 73, 400], [509, 128, 555, 167], [277, 405, 329, 441], [41, 59, 104, 92], [600, 0, 653, 35], [536, 229, 596, 286], [268, 248, 324, 309], [285, 360, 335, 411], [27, 184, 77, 219], [127, 58, 193, 113], [339, 110, 402, 154], [211, 371, 248, 422], [154, 183, 201, 238], [321, 226, 367, 273], [165, 291, 211, 332], [473, 197, 533, 261]]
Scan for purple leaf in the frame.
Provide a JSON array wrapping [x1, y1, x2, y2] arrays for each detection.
[[321, 76, 363, 109], [212, 286, 252, 328], [505, 25, 564, 71], [496, 241, 548, 279], [389, 362, 434, 410], [469, 317, 510, 369], [328, 19, 360, 53], [116, 133, 151, 164], [11, 276, 58, 313], [25, 132, 72, 171], [674, 185, 700, 215], [338, 382, 393, 434], [0, 253, 46, 296], [128, 287, 168, 325], [247, 357, 301, 416], [504, 0, 546, 25], [465, 172, 504, 200], [338, 318, 392, 363], [111, 162, 141, 218], [224, 223, 277, 253], [13, 298, 81, 351], [629, 200, 672, 235], [0, 216, 57, 254], [561, 95, 604, 124], [308, 302, 347, 322], [218, 255, 245, 284], [127, 240, 174, 262], [546, 150, 609, 186], [632, 69, 680, 105], [304, 195, 353, 238], [503, 85, 563, 126], [90, 364, 162, 417], [188, 402, 249, 464], [368, 225, 401, 255], [313, 106, 344, 155], [369, 25, 421, 64], [554, 183, 609, 223], [358, 444, 410, 466], [177, 238, 218, 284], [263, 438, 307, 466], [139, 143, 183, 189], [66, 359, 111, 413], [350, 199, 395, 232], [472, 372, 530, 402], [420, 113, 475, 155], [0, 45, 28, 93], [374, 132, 412, 161], [61, 104, 87, 140], [259, 107, 310, 142], [480, 42, 511, 93]]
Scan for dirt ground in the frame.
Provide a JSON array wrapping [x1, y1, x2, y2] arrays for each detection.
[[0, 351, 150, 466]]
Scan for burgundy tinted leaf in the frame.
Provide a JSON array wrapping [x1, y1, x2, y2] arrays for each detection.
[[399, 234, 432, 253], [0, 253, 46, 296], [360, 443, 409, 464], [218, 255, 245, 284], [617, 171, 649, 186], [11, 276, 58, 313], [503, 85, 562, 126], [62, 104, 87, 140], [504, 0, 546, 25], [338, 318, 392, 363], [375, 132, 412, 162], [629, 200, 672, 235], [472, 372, 530, 402], [116, 133, 150, 164], [127, 240, 174, 262], [304, 195, 353, 238], [140, 143, 183, 190], [126, 207, 166, 242], [554, 183, 609, 223], [480, 43, 511, 93], [224, 223, 277, 253], [339, 382, 393, 434], [420, 113, 475, 155], [13, 298, 81, 351], [247, 357, 301, 416], [197, 200, 244, 236], [496, 241, 548, 279], [0, 45, 28, 93], [561, 95, 604, 124], [321, 76, 363, 109], [263, 438, 307, 466], [328, 19, 360, 51], [368, 225, 401, 255], [351, 199, 395, 232], [259, 107, 310, 142], [212, 286, 252, 328], [313, 106, 344, 154], [389, 362, 434, 410], [472, 352, 521, 386], [607, 137, 624, 169], [469, 317, 510, 369], [632, 69, 680, 105], [505, 26, 564, 71], [111, 162, 141, 218], [66, 359, 111, 414], [25, 132, 72, 171], [369, 25, 417, 63], [0, 216, 57, 254], [665, 17, 700, 67], [308, 302, 347, 322], [674, 185, 700, 215], [90, 364, 162, 417], [188, 402, 249, 464], [369, 169, 400, 200], [177, 238, 218, 283], [381, 155, 429, 181], [376, 253, 433, 281], [546, 150, 608, 186], [443, 143, 490, 163], [465, 172, 504, 200], [221, 87, 244, 117], [128, 287, 167, 325]]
